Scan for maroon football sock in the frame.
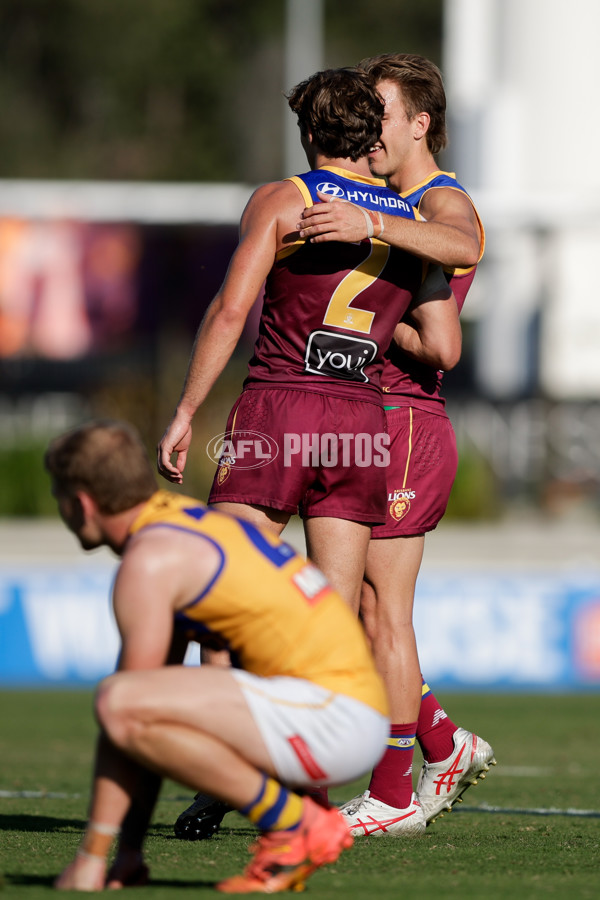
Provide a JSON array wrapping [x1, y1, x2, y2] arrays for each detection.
[[303, 785, 330, 808], [368, 722, 417, 809], [417, 680, 458, 763]]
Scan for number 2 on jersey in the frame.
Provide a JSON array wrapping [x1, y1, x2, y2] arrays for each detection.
[[322, 241, 390, 334]]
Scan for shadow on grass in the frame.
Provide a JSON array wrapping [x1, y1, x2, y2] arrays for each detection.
[[0, 812, 252, 839], [5, 872, 218, 889], [149, 822, 252, 840], [0, 813, 86, 833], [4, 874, 56, 888]]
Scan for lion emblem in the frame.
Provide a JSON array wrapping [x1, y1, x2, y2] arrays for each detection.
[[217, 462, 231, 485], [389, 497, 410, 521]]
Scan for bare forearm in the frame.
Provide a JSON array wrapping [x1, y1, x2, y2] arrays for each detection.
[[394, 312, 461, 371], [157, 181, 280, 482], [297, 189, 482, 268], [377, 215, 479, 268], [393, 321, 441, 366], [55, 733, 158, 890], [87, 732, 150, 833], [156, 300, 247, 483], [177, 301, 247, 420], [118, 770, 162, 851]]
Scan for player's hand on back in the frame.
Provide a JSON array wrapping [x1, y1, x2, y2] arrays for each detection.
[[297, 191, 369, 243]]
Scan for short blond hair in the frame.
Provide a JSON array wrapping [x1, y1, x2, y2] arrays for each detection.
[[360, 53, 447, 155], [45, 420, 157, 514]]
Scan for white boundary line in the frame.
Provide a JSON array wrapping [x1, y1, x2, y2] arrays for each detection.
[[0, 790, 82, 799], [3, 790, 600, 819], [455, 803, 600, 819]]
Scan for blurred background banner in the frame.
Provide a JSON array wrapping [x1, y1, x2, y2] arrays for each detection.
[[2, 556, 599, 689], [1, 1, 599, 688], [415, 572, 600, 689], [0, 563, 119, 685]]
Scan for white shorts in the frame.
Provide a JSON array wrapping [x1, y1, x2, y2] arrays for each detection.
[[232, 670, 389, 788]]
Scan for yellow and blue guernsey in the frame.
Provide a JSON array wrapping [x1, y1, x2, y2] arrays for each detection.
[[128, 491, 388, 717]]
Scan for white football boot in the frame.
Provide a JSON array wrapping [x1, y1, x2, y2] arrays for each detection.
[[339, 790, 425, 836], [338, 793, 365, 817], [416, 727, 497, 824]]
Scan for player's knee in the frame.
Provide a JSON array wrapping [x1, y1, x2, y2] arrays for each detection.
[[95, 673, 137, 748]]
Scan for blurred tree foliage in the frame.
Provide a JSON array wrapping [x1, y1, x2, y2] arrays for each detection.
[[0, 0, 444, 515], [0, 0, 442, 183]]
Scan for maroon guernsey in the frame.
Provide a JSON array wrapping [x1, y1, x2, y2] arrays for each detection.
[[244, 166, 432, 403], [380, 170, 485, 410]]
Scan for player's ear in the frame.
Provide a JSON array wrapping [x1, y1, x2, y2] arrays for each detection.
[[76, 490, 98, 521], [413, 111, 430, 141]]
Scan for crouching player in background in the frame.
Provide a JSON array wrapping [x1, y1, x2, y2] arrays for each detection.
[[46, 420, 389, 894]]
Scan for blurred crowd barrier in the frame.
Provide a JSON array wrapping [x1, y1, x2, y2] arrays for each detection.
[[0, 534, 600, 691]]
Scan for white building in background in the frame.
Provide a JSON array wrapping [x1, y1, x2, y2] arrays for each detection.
[[444, 0, 600, 400]]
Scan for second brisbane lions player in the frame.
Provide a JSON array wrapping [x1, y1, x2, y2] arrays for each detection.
[[298, 53, 495, 836]]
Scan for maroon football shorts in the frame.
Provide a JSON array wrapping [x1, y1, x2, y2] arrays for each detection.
[[371, 405, 458, 538], [208, 386, 389, 523]]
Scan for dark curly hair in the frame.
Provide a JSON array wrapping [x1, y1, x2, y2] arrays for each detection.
[[287, 67, 384, 162]]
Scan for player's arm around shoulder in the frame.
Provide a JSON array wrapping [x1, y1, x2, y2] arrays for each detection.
[[417, 186, 482, 268], [297, 184, 482, 269], [376, 186, 481, 268], [296, 189, 377, 244]]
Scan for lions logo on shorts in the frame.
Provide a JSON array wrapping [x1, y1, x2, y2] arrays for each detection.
[[388, 488, 416, 522], [390, 497, 410, 521], [217, 455, 235, 485]]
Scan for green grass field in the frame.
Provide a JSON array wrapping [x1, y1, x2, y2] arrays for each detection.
[[1, 690, 599, 899]]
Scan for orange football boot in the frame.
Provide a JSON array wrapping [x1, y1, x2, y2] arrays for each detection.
[[217, 796, 353, 893]]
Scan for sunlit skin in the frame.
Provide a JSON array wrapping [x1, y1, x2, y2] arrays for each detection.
[[297, 77, 482, 268], [367, 79, 429, 192]]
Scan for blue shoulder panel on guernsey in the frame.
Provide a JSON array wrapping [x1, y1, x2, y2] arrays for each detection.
[[402, 171, 470, 208], [299, 168, 415, 217]]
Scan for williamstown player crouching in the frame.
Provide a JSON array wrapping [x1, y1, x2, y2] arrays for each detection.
[[46, 420, 389, 893]]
